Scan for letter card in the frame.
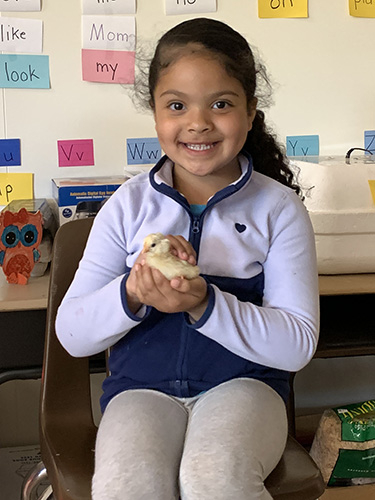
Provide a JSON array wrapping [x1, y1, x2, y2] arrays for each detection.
[[258, 0, 308, 18]]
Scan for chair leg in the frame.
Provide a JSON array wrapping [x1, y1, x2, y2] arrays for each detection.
[[37, 485, 53, 500], [21, 460, 50, 500], [288, 372, 297, 437]]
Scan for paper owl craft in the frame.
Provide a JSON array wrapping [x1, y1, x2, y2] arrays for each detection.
[[143, 233, 200, 280], [0, 208, 43, 285]]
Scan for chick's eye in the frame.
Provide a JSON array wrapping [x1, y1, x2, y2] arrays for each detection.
[[213, 101, 229, 110], [150, 243, 156, 248], [169, 102, 184, 111]]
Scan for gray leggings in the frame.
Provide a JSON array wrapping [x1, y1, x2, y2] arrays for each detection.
[[92, 378, 288, 500]]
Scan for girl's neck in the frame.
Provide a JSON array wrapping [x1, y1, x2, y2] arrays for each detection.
[[172, 160, 241, 205]]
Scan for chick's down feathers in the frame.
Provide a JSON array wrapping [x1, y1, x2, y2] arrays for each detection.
[[143, 233, 200, 280]]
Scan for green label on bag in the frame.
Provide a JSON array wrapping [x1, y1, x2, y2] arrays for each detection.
[[329, 448, 375, 486], [333, 400, 375, 442]]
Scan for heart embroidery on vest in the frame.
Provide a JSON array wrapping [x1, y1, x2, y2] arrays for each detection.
[[235, 223, 246, 233]]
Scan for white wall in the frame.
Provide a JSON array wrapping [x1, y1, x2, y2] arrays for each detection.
[[0, 0, 374, 198]]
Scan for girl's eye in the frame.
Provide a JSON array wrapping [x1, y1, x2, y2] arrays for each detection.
[[169, 102, 185, 111], [213, 101, 229, 110]]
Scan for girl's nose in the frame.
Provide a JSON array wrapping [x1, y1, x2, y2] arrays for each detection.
[[187, 107, 212, 133]]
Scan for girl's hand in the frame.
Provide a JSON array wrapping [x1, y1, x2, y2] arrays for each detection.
[[170, 275, 209, 321], [165, 234, 197, 265], [133, 263, 208, 316], [125, 251, 148, 314], [126, 234, 201, 315]]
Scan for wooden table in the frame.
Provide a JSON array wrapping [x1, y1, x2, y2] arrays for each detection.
[[0, 270, 49, 384], [319, 274, 375, 296], [0, 267, 106, 386], [317, 274, 375, 358]]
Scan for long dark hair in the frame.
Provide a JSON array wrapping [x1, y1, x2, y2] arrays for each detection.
[[147, 18, 301, 196]]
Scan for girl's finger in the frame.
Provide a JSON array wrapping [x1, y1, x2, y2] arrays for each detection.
[[166, 235, 197, 264], [170, 277, 187, 291], [136, 264, 157, 293], [150, 267, 169, 288], [136, 265, 169, 298]]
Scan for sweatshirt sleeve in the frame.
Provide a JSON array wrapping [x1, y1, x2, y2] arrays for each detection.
[[190, 192, 319, 372], [55, 194, 147, 357]]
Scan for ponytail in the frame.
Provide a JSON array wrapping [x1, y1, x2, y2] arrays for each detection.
[[244, 111, 302, 197]]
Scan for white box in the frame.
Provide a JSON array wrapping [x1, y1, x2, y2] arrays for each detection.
[[294, 157, 375, 274]]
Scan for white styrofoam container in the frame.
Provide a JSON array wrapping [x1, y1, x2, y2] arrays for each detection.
[[292, 157, 375, 274]]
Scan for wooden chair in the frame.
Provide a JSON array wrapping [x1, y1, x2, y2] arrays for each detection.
[[23, 217, 325, 500]]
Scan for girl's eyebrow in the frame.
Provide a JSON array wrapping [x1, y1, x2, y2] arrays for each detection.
[[208, 90, 241, 99], [158, 89, 240, 99]]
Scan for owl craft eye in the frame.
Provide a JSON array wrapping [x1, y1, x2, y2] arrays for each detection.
[[21, 224, 39, 247], [1, 225, 20, 248], [25, 231, 35, 244], [6, 231, 17, 245]]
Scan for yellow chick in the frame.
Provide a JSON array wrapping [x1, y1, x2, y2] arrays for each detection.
[[142, 233, 200, 280]]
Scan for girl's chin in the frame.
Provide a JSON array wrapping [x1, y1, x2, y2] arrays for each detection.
[[173, 162, 220, 178]]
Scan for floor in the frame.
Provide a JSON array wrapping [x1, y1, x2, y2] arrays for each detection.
[[1, 444, 375, 499], [320, 484, 375, 499]]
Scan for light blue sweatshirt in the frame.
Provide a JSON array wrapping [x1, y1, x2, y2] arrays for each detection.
[[56, 152, 319, 411]]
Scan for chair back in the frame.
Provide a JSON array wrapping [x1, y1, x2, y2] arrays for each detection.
[[39, 218, 96, 500]]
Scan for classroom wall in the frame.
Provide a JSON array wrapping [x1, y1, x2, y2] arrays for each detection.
[[0, 0, 374, 199]]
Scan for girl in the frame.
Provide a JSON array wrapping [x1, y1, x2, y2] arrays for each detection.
[[56, 18, 319, 500]]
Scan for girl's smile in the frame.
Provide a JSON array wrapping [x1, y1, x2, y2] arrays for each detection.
[[184, 143, 217, 151], [153, 52, 256, 197]]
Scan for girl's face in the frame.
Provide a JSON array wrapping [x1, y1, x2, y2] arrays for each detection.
[[153, 53, 256, 184]]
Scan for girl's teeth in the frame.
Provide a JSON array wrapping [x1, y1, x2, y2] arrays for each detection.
[[186, 143, 213, 151]]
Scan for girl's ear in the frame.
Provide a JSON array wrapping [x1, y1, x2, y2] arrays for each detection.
[[247, 98, 258, 131], [149, 98, 155, 114]]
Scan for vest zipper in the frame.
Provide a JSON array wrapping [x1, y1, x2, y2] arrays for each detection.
[[192, 218, 200, 234], [190, 216, 202, 256]]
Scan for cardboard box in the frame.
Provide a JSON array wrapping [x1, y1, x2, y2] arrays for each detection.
[[52, 176, 126, 225], [0, 445, 50, 500]]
